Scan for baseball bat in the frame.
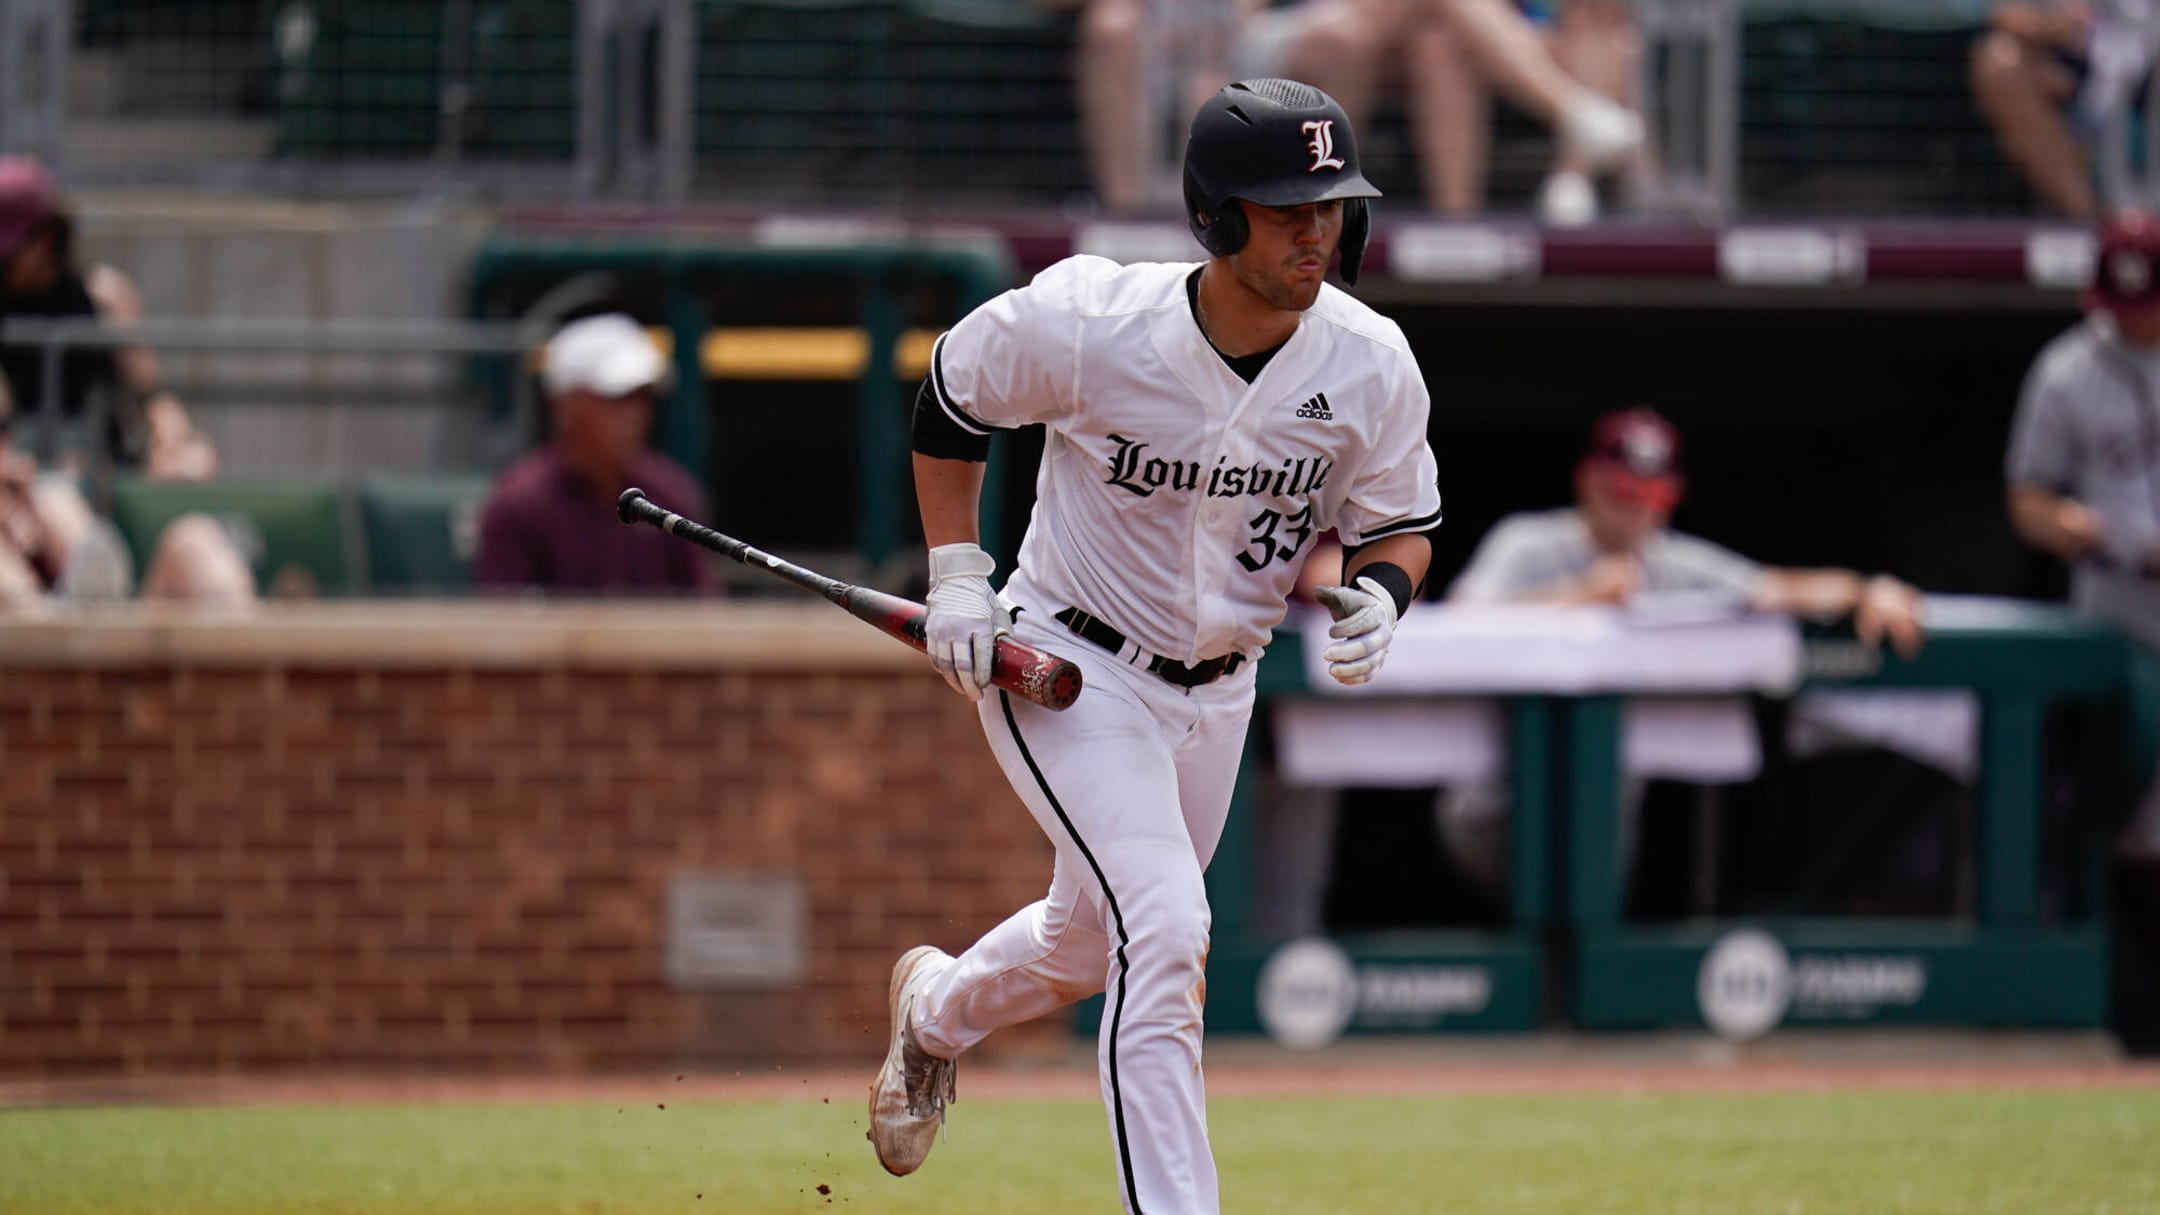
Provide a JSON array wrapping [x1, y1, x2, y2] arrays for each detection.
[[616, 488, 1082, 711]]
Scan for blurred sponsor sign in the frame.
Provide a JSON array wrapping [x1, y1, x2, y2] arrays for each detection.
[[1257, 938, 1497, 1048], [1389, 224, 1540, 283], [1717, 227, 1865, 285], [1697, 929, 1931, 1039], [665, 872, 806, 989], [2026, 230, 2096, 289]]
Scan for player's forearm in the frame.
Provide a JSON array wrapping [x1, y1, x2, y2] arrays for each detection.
[[2006, 488, 2060, 554], [914, 454, 988, 549], [1751, 568, 1864, 619], [1991, 2, 2045, 34], [1343, 533, 1432, 596], [2007, 484, 2098, 561]]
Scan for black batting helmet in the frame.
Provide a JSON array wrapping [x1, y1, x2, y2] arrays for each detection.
[[1182, 79, 1381, 285]]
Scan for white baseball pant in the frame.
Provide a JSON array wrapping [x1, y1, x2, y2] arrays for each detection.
[[909, 606, 1257, 1215]]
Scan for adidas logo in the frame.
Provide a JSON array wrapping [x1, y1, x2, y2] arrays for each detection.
[[1293, 391, 1334, 421]]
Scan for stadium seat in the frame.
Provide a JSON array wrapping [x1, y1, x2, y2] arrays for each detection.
[[356, 473, 494, 594], [106, 478, 356, 597], [273, 0, 576, 160]]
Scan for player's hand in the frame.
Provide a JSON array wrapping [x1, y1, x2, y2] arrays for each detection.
[[1854, 575, 1926, 661], [924, 542, 1010, 701], [2052, 499, 2106, 562], [1311, 575, 1399, 686], [1567, 553, 1643, 605], [141, 392, 219, 482]]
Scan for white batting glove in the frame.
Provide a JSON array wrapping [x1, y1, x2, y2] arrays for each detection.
[[924, 543, 1011, 701], [1311, 576, 1399, 686]]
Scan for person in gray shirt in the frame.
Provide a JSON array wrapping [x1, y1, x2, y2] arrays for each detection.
[[1452, 408, 1924, 653], [2008, 210, 2160, 652], [2007, 210, 2160, 858], [1434, 408, 1925, 898]]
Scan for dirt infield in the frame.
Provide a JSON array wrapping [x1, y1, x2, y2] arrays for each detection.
[[5, 1032, 2155, 1109]]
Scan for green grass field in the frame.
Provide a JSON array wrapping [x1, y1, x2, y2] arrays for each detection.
[[4, 1088, 2158, 1215]]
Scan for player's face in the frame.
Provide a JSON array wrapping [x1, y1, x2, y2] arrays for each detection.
[[1578, 465, 1675, 552], [553, 385, 654, 469], [2114, 302, 2160, 347], [1230, 199, 1344, 312]]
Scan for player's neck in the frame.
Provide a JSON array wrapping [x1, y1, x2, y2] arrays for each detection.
[[1197, 262, 1300, 357]]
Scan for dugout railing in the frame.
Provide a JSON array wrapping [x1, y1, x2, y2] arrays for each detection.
[[1202, 599, 2137, 1042], [1562, 599, 2128, 1032]]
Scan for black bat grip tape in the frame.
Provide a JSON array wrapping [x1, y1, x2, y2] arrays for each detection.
[[617, 487, 660, 526]]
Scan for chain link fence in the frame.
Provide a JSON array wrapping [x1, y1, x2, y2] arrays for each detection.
[[4, 0, 2158, 215], [23, 0, 688, 198]]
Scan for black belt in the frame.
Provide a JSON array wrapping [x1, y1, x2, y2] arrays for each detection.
[[1053, 607, 1246, 689]]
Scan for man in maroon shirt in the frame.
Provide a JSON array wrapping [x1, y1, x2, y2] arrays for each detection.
[[474, 313, 713, 594]]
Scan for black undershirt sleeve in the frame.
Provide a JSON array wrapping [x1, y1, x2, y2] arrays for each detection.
[[909, 376, 992, 462]]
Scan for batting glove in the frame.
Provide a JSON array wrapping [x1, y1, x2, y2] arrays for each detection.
[[1311, 576, 1399, 686], [924, 542, 1011, 701]]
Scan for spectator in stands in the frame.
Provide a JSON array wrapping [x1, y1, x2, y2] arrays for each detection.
[[0, 156, 255, 608], [1971, 0, 2155, 220], [0, 375, 254, 609], [0, 156, 218, 479], [474, 313, 712, 595], [1074, 0, 1252, 212], [0, 372, 72, 609], [2006, 210, 2160, 857], [1258, 0, 1643, 223]]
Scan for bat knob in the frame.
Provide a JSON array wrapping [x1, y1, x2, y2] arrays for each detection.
[[616, 487, 649, 525]]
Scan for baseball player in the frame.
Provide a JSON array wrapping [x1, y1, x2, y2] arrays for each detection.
[[867, 79, 1442, 1214], [2006, 209, 2160, 858]]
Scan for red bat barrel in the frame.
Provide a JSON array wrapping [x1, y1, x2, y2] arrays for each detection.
[[841, 585, 1083, 712]]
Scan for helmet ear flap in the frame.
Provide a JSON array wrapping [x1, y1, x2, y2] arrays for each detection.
[[1207, 201, 1250, 259], [1338, 197, 1372, 286], [1184, 162, 1249, 258]]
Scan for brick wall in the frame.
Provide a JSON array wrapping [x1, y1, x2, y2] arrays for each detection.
[[0, 606, 1058, 1077]]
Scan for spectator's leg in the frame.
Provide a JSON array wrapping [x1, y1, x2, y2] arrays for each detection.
[[1547, 0, 1641, 177], [139, 513, 256, 606], [1971, 31, 2096, 219], [1406, 15, 1491, 215], [1081, 0, 1151, 213], [30, 476, 134, 601], [1430, 0, 1640, 172], [0, 539, 49, 610], [1274, 0, 1394, 138], [1174, 0, 1251, 117], [27, 476, 96, 565]]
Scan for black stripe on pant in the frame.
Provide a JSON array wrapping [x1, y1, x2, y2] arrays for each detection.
[[998, 690, 1144, 1214]]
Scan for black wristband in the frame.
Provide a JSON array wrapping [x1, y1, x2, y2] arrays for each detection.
[[1350, 560, 1415, 619]]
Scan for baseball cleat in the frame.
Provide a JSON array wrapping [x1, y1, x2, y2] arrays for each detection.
[[867, 945, 958, 1176]]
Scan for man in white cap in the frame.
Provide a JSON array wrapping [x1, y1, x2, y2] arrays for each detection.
[[474, 312, 712, 593]]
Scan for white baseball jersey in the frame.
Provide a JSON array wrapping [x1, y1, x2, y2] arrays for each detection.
[[929, 255, 1443, 664]]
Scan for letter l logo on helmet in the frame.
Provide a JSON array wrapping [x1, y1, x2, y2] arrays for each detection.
[[1301, 121, 1344, 173]]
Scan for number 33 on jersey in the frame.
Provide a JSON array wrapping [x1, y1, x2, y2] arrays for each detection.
[[926, 254, 1442, 667]]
